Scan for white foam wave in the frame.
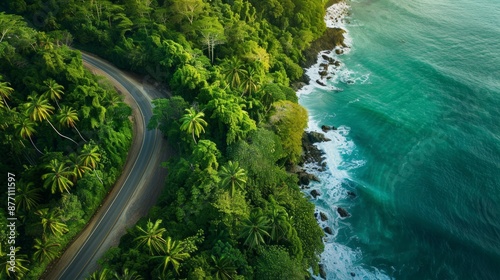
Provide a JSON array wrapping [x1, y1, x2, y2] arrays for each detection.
[[299, 2, 390, 279]]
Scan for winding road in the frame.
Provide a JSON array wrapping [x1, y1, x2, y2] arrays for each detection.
[[43, 52, 170, 279]]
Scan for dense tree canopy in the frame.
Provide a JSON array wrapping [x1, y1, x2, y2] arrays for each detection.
[[0, 0, 330, 278]]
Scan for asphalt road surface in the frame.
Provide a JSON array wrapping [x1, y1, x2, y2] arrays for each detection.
[[43, 52, 169, 280]]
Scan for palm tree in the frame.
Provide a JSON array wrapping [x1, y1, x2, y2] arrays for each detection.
[[211, 255, 237, 280], [1, 246, 29, 279], [219, 161, 247, 197], [179, 108, 208, 144], [267, 199, 292, 242], [220, 57, 247, 89], [66, 153, 91, 182], [240, 66, 260, 97], [24, 93, 78, 145], [32, 237, 60, 262], [57, 105, 87, 142], [35, 208, 69, 236], [15, 181, 41, 212], [87, 268, 110, 280], [42, 159, 75, 194], [152, 237, 190, 275], [79, 143, 103, 184], [134, 219, 167, 255], [0, 75, 14, 109], [42, 78, 64, 110], [238, 209, 270, 249], [14, 116, 44, 154], [112, 268, 143, 280]]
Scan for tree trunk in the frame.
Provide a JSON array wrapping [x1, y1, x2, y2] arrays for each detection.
[[73, 125, 88, 142], [46, 119, 79, 145], [29, 136, 44, 154]]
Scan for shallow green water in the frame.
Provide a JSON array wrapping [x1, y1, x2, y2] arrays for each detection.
[[299, 0, 500, 278]]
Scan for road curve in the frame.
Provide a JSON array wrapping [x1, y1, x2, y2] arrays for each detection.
[[43, 52, 170, 279]]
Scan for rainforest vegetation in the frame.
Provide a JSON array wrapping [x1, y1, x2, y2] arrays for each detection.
[[0, 0, 330, 279]]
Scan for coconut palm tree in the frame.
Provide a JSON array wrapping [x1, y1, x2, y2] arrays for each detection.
[[32, 237, 60, 262], [0, 75, 14, 109], [219, 161, 247, 197], [42, 159, 75, 194], [152, 237, 190, 275], [66, 153, 91, 182], [111, 268, 143, 280], [134, 219, 167, 255], [1, 246, 29, 279], [87, 268, 110, 280], [35, 208, 69, 236], [15, 181, 41, 212], [42, 78, 64, 110], [79, 143, 103, 184], [238, 209, 270, 249], [14, 116, 44, 154], [266, 199, 292, 242], [211, 255, 237, 280], [180, 108, 208, 144], [220, 57, 247, 89], [24, 93, 78, 145], [240, 66, 260, 97], [57, 105, 87, 142]]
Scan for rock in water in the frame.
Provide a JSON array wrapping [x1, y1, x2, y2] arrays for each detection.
[[324, 226, 333, 235], [307, 131, 331, 143], [320, 212, 328, 221], [337, 207, 350, 218], [321, 125, 336, 132], [347, 191, 357, 198], [319, 264, 327, 279], [311, 189, 321, 199]]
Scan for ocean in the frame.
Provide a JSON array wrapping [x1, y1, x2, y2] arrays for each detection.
[[298, 0, 500, 279]]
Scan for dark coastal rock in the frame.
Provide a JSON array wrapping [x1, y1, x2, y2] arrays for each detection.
[[337, 207, 350, 218], [319, 62, 329, 69], [323, 226, 333, 235], [311, 189, 320, 199], [320, 212, 328, 221], [319, 264, 327, 279], [301, 133, 326, 165], [316, 79, 327, 87], [351, 272, 356, 277], [298, 171, 320, 186], [318, 70, 328, 77], [307, 131, 331, 143], [321, 125, 336, 132], [347, 191, 357, 198], [321, 54, 330, 61], [335, 48, 344, 55], [326, 76, 333, 80]]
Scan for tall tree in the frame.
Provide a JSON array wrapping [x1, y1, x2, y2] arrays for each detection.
[[134, 219, 167, 255], [66, 153, 91, 182], [15, 181, 41, 212], [1, 246, 29, 279], [42, 78, 64, 110], [35, 208, 69, 236], [210, 255, 237, 280], [111, 268, 143, 280], [79, 143, 103, 184], [24, 93, 78, 145], [42, 159, 75, 194], [0, 75, 14, 110], [180, 107, 207, 144], [14, 116, 44, 154], [219, 161, 247, 197], [220, 57, 247, 89], [32, 237, 60, 263], [57, 105, 87, 142], [239, 209, 270, 248], [153, 237, 190, 275]]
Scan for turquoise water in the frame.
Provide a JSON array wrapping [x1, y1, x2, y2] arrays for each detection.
[[299, 0, 500, 279]]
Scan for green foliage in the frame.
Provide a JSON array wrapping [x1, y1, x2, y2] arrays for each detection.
[[1, 0, 330, 277], [254, 246, 303, 280], [268, 100, 308, 164]]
